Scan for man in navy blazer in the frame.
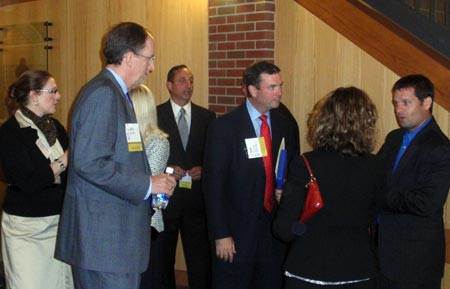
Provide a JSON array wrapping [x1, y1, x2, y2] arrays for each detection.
[[150, 65, 215, 289], [55, 22, 176, 289], [378, 74, 450, 289], [203, 61, 300, 289]]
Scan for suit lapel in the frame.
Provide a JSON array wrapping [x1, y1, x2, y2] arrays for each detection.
[[101, 69, 149, 173], [391, 119, 436, 183], [392, 142, 419, 182], [160, 100, 185, 152], [270, 111, 283, 166], [102, 69, 136, 121], [385, 132, 403, 184], [187, 104, 201, 152], [160, 101, 178, 129]]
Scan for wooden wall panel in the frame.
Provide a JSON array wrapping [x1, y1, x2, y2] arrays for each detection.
[[0, 0, 46, 21], [52, 0, 208, 127], [146, 0, 209, 107]]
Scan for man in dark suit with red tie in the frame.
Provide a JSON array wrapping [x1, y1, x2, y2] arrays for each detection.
[[203, 61, 300, 289], [155, 65, 216, 289], [378, 74, 450, 289]]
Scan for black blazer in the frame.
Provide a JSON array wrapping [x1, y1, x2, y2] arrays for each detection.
[[378, 117, 450, 282], [273, 150, 384, 282], [0, 115, 68, 217], [203, 102, 300, 262], [157, 100, 216, 218]]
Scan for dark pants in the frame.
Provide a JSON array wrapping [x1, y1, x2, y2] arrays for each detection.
[[140, 228, 164, 289], [377, 275, 441, 289], [211, 212, 286, 289], [73, 266, 140, 289], [159, 210, 211, 289]]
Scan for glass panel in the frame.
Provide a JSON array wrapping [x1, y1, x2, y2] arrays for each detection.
[[0, 22, 50, 122]]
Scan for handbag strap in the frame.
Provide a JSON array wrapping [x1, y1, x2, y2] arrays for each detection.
[[301, 154, 315, 179]]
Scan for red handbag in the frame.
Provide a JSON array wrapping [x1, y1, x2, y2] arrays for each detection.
[[298, 154, 324, 223]]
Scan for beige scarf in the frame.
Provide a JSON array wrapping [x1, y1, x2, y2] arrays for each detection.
[[15, 109, 64, 183]]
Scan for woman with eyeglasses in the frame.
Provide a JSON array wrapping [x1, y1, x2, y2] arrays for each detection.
[[0, 70, 74, 289]]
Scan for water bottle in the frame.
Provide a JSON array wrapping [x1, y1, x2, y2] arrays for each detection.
[[152, 167, 174, 209]]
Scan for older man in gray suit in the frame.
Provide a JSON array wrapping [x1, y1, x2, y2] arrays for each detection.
[[55, 22, 176, 289]]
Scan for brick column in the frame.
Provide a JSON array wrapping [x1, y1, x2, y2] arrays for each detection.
[[208, 0, 275, 115]]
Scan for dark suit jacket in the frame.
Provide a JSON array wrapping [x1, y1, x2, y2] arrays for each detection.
[[273, 150, 384, 281], [378, 117, 450, 282], [157, 100, 216, 218], [203, 102, 300, 262], [55, 69, 152, 273]]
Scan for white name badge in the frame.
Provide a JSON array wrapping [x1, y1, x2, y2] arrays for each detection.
[[179, 174, 192, 189], [245, 137, 268, 159], [125, 123, 143, 152]]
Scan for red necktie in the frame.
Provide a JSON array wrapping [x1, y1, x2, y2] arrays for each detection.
[[259, 115, 274, 212]]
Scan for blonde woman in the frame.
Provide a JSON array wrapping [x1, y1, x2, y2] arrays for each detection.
[[129, 84, 169, 289]]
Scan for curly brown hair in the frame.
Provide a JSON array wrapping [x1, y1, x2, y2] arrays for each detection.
[[307, 86, 378, 156]]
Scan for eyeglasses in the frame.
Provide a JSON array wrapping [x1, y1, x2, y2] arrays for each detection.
[[36, 88, 58, 94], [134, 53, 156, 63]]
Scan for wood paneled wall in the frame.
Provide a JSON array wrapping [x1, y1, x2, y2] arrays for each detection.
[[1, 0, 209, 128], [275, 0, 450, 287]]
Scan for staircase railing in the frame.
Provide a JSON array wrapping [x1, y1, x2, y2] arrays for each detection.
[[364, 0, 450, 59]]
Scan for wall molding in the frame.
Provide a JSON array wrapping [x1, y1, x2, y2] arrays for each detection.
[[0, 0, 36, 7]]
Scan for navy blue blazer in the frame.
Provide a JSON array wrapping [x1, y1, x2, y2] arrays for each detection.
[[203, 102, 300, 262], [378, 117, 450, 282]]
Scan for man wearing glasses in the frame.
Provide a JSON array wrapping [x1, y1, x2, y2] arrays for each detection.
[[55, 22, 176, 289]]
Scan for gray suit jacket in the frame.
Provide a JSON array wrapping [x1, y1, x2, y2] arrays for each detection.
[[55, 69, 152, 273]]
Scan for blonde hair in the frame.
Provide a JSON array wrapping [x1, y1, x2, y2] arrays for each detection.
[[129, 84, 167, 138]]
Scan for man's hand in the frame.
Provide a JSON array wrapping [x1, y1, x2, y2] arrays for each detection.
[[170, 165, 187, 181], [150, 174, 176, 196], [215, 237, 236, 263], [187, 166, 202, 181]]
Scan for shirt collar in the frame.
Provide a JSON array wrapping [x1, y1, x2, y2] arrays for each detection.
[[246, 98, 270, 122], [170, 99, 192, 119], [106, 67, 128, 95], [404, 116, 432, 145]]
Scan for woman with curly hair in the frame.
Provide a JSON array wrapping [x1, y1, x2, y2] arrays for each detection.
[[273, 86, 384, 289]]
